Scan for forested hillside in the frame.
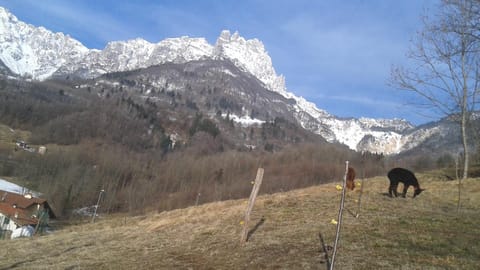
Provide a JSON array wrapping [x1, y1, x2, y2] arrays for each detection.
[[0, 75, 388, 216]]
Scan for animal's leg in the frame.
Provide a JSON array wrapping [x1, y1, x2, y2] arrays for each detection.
[[401, 185, 409, 198], [389, 184, 397, 197]]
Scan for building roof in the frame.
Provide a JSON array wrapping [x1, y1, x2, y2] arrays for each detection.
[[0, 190, 55, 218], [0, 202, 37, 226], [1, 190, 45, 208]]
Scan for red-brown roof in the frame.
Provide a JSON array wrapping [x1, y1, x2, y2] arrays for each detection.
[[0, 202, 37, 226], [0, 190, 55, 218], [0, 202, 18, 216], [0, 190, 46, 209]]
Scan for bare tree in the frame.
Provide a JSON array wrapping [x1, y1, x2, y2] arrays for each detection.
[[391, 0, 480, 179]]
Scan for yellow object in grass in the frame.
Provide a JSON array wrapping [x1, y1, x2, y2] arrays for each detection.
[[251, 181, 255, 185], [335, 185, 343, 191], [330, 219, 338, 225], [356, 182, 361, 187], [240, 220, 244, 225]]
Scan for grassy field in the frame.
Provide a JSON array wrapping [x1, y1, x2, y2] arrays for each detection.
[[1, 173, 479, 269], [0, 124, 16, 152]]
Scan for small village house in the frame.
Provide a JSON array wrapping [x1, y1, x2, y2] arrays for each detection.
[[0, 190, 55, 238]]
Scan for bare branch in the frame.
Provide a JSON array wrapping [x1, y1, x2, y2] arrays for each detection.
[[391, 0, 480, 178]]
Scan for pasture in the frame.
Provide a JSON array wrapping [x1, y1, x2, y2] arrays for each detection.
[[1, 173, 479, 269]]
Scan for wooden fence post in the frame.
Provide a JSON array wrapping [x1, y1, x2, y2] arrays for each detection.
[[240, 168, 264, 244], [330, 161, 349, 270]]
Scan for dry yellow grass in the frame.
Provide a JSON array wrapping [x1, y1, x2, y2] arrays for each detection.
[[1, 174, 479, 269]]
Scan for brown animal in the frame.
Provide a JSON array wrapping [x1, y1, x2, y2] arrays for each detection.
[[346, 167, 356, 191], [387, 167, 425, 198]]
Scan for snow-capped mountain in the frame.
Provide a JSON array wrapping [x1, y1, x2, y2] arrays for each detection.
[[54, 36, 215, 78], [0, 7, 88, 80], [0, 6, 441, 154]]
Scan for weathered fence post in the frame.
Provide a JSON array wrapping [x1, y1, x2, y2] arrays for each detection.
[[92, 189, 105, 223], [330, 161, 349, 270], [240, 168, 264, 244]]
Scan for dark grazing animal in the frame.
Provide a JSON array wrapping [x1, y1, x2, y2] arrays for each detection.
[[387, 168, 424, 198], [346, 167, 356, 191]]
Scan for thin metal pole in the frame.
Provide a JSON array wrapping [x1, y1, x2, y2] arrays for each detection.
[[330, 161, 349, 270], [92, 189, 105, 223], [195, 192, 201, 206]]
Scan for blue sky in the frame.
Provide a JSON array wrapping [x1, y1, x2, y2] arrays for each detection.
[[0, 0, 439, 125]]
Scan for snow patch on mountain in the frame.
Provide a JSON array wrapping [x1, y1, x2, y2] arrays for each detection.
[[0, 6, 429, 155], [314, 116, 416, 154], [55, 36, 214, 78], [0, 7, 88, 79], [222, 113, 266, 127]]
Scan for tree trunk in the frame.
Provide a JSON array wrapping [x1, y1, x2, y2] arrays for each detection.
[[461, 38, 469, 180], [461, 113, 469, 179]]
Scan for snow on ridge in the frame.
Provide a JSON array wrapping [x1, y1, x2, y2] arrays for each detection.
[[0, 8, 327, 125], [357, 117, 414, 131], [210, 66, 237, 77], [211, 30, 415, 154], [293, 95, 330, 119], [0, 7, 88, 79], [1, 7, 422, 155], [316, 116, 415, 154], [214, 30, 288, 95]]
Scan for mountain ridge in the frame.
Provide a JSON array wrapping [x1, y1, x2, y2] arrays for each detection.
[[0, 6, 452, 154]]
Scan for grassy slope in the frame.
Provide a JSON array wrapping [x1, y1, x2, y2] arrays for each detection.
[[0, 124, 30, 143], [0, 124, 15, 151], [0, 124, 31, 154], [1, 174, 479, 269]]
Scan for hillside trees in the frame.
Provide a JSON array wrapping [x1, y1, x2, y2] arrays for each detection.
[[391, 0, 480, 178], [7, 138, 386, 216], [0, 80, 83, 129], [189, 113, 220, 138], [0, 74, 391, 217]]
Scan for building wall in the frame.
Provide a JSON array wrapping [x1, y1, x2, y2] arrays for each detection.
[[0, 214, 17, 231], [24, 204, 42, 218]]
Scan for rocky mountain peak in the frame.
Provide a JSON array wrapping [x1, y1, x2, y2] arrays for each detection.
[[1, 6, 445, 155], [0, 7, 88, 79], [214, 30, 286, 95]]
